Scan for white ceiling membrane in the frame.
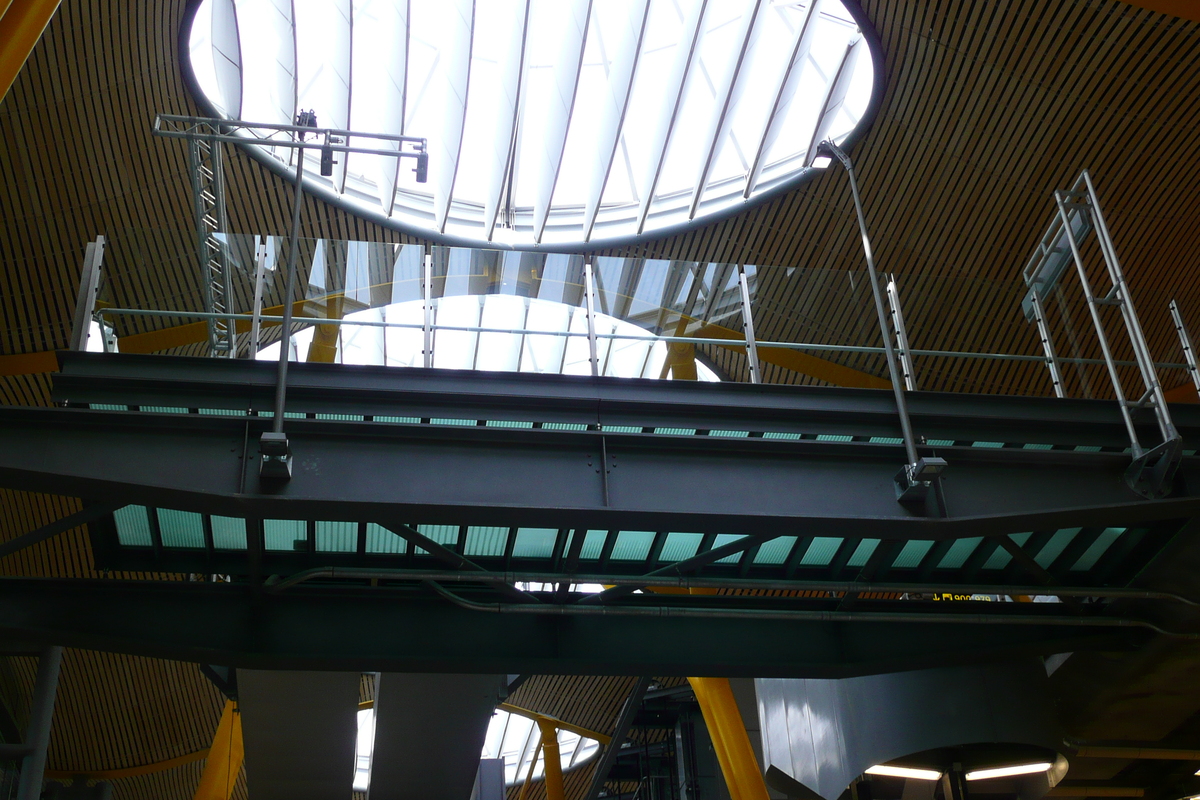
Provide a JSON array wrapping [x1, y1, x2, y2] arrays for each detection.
[[187, 0, 880, 248]]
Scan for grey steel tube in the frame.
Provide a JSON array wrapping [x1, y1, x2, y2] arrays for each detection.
[[273, 138, 308, 433], [265, 566, 1200, 606], [16, 646, 63, 800], [825, 142, 919, 465]]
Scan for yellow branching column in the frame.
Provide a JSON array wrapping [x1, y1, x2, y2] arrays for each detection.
[[193, 700, 244, 800], [0, 0, 61, 103], [687, 678, 770, 800], [307, 294, 345, 363], [537, 718, 566, 800]]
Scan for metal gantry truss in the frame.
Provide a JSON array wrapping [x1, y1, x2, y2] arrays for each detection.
[[186, 136, 236, 356], [1022, 170, 1183, 499]]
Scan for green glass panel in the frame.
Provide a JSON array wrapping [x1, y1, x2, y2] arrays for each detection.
[[659, 532, 703, 562], [114, 506, 152, 546], [611, 531, 656, 561], [430, 418, 476, 426], [513, 528, 559, 558], [577, 530, 608, 559], [709, 430, 749, 438], [892, 540, 934, 569], [973, 441, 1004, 448], [465, 527, 510, 557], [264, 519, 305, 551], [375, 416, 421, 424], [846, 539, 879, 568], [711, 533, 748, 564], [926, 439, 954, 446], [762, 432, 801, 440], [655, 428, 696, 436], [603, 425, 641, 433], [316, 521, 357, 552], [1071, 527, 1125, 571], [90, 404, 127, 411], [211, 516, 246, 550], [200, 408, 246, 416], [800, 537, 842, 566], [415, 525, 460, 555], [365, 523, 405, 554], [157, 509, 204, 548], [141, 406, 189, 414], [869, 437, 903, 444], [316, 413, 362, 420], [937, 537, 982, 569], [543, 423, 587, 431], [816, 434, 852, 442], [485, 420, 534, 428], [1034, 528, 1080, 568], [754, 536, 797, 565]]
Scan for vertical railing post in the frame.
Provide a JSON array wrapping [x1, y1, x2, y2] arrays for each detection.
[[16, 646, 63, 800], [69, 237, 106, 352], [423, 251, 434, 369], [738, 265, 761, 384], [1170, 300, 1200, 395], [584, 261, 600, 377]]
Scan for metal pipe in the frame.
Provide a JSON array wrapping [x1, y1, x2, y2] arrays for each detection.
[[272, 132, 308, 433], [738, 266, 761, 383], [583, 677, 651, 800], [1170, 300, 1200, 393], [423, 252, 433, 369], [16, 645, 63, 800], [824, 141, 919, 465], [584, 261, 600, 377], [1055, 190, 1142, 456], [249, 239, 268, 358], [423, 581, 1199, 637], [266, 566, 1200, 606], [91, 308, 1197, 372]]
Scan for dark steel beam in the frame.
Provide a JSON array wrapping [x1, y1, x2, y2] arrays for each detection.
[[0, 578, 1143, 677], [0, 405, 1198, 538], [0, 502, 122, 559]]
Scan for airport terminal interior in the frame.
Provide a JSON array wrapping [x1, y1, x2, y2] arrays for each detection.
[[2, 0, 1200, 799]]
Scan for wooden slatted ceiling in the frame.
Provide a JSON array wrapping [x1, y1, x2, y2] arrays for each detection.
[[0, 0, 1199, 798]]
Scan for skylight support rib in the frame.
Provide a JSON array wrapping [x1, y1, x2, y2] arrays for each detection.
[[210, 0, 243, 118], [742, 0, 824, 199], [581, 0, 652, 243], [634, 0, 711, 236], [532, 0, 595, 244], [805, 36, 864, 163], [433, 0, 476, 233], [483, 0, 532, 242], [687, 0, 767, 220], [378, 0, 410, 216], [330, 0, 353, 193]]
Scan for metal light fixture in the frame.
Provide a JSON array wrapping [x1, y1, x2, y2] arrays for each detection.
[[865, 765, 943, 781], [964, 762, 1052, 781]]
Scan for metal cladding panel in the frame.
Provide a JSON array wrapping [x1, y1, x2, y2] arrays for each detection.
[[755, 659, 1061, 800], [238, 670, 361, 800], [370, 673, 505, 800]]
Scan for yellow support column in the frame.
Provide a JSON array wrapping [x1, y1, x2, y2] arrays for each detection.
[[537, 719, 566, 800], [687, 678, 770, 800], [193, 700, 244, 800], [0, 0, 61, 103]]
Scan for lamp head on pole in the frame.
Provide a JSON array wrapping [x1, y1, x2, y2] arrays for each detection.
[[812, 140, 838, 170]]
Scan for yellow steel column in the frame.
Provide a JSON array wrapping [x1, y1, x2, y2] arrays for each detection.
[[193, 699, 244, 800], [537, 719, 566, 800], [0, 0, 61, 103], [687, 678, 770, 800]]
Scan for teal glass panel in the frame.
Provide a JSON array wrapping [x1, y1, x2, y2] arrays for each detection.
[[754, 536, 797, 565], [711, 533, 748, 564], [577, 530, 608, 559], [543, 423, 587, 431], [709, 430, 749, 438], [485, 420, 535, 428], [1034, 528, 1080, 568], [316, 521, 357, 552], [869, 437, 903, 444], [762, 432, 801, 440], [603, 425, 641, 433], [972, 441, 1004, 448], [938, 537, 982, 569], [1071, 527, 1125, 571], [114, 506, 152, 546], [316, 413, 362, 421], [375, 416, 421, 423], [847, 539, 879, 568], [659, 533, 703, 562], [211, 516, 246, 550], [365, 523, 406, 554], [655, 428, 696, 436], [816, 435, 852, 442], [983, 534, 1030, 570], [513, 528, 559, 558], [800, 537, 842, 566], [611, 531, 656, 561], [157, 509, 204, 548], [141, 406, 189, 414], [430, 418, 476, 426], [264, 519, 306, 551], [892, 540, 934, 569], [465, 527, 510, 557]]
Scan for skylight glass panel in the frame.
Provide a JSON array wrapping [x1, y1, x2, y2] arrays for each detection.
[[187, 0, 879, 246]]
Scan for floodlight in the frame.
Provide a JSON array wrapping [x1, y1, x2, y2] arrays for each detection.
[[964, 762, 1052, 781], [865, 765, 942, 781]]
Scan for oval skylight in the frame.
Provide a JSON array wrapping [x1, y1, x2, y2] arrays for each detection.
[[186, 0, 881, 248]]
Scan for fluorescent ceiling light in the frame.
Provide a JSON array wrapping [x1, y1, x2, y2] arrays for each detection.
[[186, 0, 879, 247], [965, 762, 1052, 781], [865, 765, 942, 781]]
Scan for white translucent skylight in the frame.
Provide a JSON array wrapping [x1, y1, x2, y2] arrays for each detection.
[[481, 709, 602, 785], [257, 295, 720, 380], [187, 0, 878, 247]]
